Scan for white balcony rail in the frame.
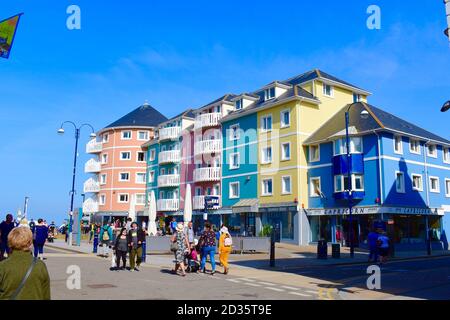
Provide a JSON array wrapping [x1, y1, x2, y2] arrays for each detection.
[[157, 174, 180, 187], [158, 150, 181, 164], [193, 167, 221, 182], [194, 112, 222, 129], [85, 158, 101, 173], [193, 195, 221, 210], [83, 198, 99, 213], [157, 199, 179, 211], [159, 126, 181, 141], [86, 139, 102, 154], [194, 139, 222, 155], [83, 178, 100, 193]]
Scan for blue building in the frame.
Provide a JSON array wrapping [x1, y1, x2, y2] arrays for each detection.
[[303, 102, 450, 251]]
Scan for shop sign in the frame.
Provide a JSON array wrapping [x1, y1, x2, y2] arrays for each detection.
[[306, 206, 442, 216]]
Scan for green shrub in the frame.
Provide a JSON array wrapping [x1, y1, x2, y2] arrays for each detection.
[[259, 224, 273, 237]]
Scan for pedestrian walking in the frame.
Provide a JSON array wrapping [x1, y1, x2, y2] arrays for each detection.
[[170, 217, 177, 235], [185, 221, 195, 245], [33, 219, 49, 260], [377, 231, 390, 264], [171, 223, 190, 277], [0, 214, 15, 261], [218, 226, 232, 275], [199, 222, 217, 275], [125, 217, 132, 232], [367, 228, 379, 263], [98, 222, 113, 258], [0, 227, 51, 300], [113, 228, 128, 271], [127, 222, 146, 271]]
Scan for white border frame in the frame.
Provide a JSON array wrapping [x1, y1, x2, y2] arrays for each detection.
[[229, 181, 240, 199], [393, 135, 403, 155], [260, 114, 273, 132], [281, 142, 291, 161], [310, 177, 322, 197], [117, 193, 129, 203], [409, 138, 421, 155], [118, 172, 130, 182], [135, 172, 147, 184], [121, 130, 132, 140], [280, 109, 291, 128], [429, 176, 440, 193], [426, 144, 438, 158], [281, 175, 292, 195], [120, 151, 132, 161], [411, 173, 423, 191], [309, 144, 320, 162], [229, 152, 240, 170], [261, 177, 274, 196]]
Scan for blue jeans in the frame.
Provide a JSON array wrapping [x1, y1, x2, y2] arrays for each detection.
[[369, 246, 378, 262], [33, 242, 44, 257], [200, 246, 216, 272]]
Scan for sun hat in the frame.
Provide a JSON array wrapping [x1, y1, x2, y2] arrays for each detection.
[[220, 226, 229, 234], [176, 222, 184, 232], [194, 238, 198, 246]]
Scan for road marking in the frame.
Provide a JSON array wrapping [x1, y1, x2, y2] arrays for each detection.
[[281, 285, 300, 291], [257, 282, 275, 286], [226, 279, 241, 283], [265, 287, 285, 292], [244, 283, 261, 287], [238, 278, 256, 282], [288, 292, 310, 297]]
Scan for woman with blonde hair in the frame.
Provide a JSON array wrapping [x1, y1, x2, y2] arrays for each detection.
[[0, 227, 50, 300]]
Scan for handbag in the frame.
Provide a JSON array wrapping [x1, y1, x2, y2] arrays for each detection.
[[170, 241, 179, 252]]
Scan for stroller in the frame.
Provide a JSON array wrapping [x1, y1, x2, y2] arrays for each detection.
[[185, 240, 200, 273], [47, 226, 56, 243]]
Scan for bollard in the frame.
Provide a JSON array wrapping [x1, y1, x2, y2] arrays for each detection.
[[141, 241, 147, 263], [270, 231, 275, 267], [93, 235, 98, 254]]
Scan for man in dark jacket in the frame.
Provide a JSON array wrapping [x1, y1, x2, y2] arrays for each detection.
[[33, 219, 49, 260], [0, 214, 15, 261], [127, 222, 146, 271]]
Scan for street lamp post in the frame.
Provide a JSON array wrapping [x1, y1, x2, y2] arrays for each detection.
[[344, 106, 369, 258], [58, 121, 96, 246]]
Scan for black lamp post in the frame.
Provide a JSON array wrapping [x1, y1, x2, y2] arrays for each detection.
[[344, 106, 369, 258], [58, 121, 96, 246]]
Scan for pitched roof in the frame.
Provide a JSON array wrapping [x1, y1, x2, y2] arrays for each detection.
[[104, 103, 168, 130], [303, 102, 450, 146], [165, 108, 196, 122]]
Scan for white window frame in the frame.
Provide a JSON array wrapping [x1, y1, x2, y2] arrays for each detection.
[[409, 139, 421, 155], [118, 193, 129, 203], [411, 174, 423, 191], [99, 194, 106, 206], [260, 114, 273, 132], [136, 151, 146, 163], [229, 182, 240, 199], [149, 170, 155, 183], [100, 174, 107, 185], [280, 109, 290, 128], [395, 171, 405, 193], [149, 149, 156, 161], [229, 152, 240, 170], [333, 137, 363, 155], [229, 124, 240, 141], [393, 135, 403, 155], [443, 147, 450, 164], [101, 153, 108, 164], [135, 172, 146, 184], [120, 151, 131, 161], [261, 178, 273, 196], [281, 176, 292, 195], [426, 144, 438, 158], [119, 172, 130, 182], [352, 174, 365, 192], [137, 131, 149, 141], [264, 87, 275, 101], [235, 99, 243, 110], [323, 83, 334, 97], [429, 176, 440, 193], [281, 142, 291, 161], [261, 146, 273, 164], [135, 194, 146, 205], [102, 133, 109, 143], [353, 93, 362, 103], [309, 145, 320, 162], [121, 130, 132, 140], [445, 179, 450, 197], [310, 177, 322, 197], [334, 174, 364, 193]]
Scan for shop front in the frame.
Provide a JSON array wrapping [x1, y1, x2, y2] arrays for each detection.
[[260, 205, 297, 242]]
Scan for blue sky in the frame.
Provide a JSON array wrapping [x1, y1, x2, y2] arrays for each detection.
[[1, 0, 449, 223]]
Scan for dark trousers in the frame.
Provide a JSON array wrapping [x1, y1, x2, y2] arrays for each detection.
[[116, 250, 127, 268], [129, 247, 142, 269], [33, 242, 44, 257]]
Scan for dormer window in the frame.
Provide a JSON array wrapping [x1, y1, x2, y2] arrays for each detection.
[[264, 87, 275, 101], [235, 99, 243, 110], [323, 84, 334, 97], [353, 93, 362, 103]]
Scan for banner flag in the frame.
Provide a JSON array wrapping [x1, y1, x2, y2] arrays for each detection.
[[0, 13, 23, 59]]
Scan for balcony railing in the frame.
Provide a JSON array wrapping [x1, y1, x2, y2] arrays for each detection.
[[86, 139, 102, 154], [83, 178, 100, 193], [158, 150, 181, 164], [193, 167, 221, 182], [194, 139, 221, 156], [193, 195, 221, 210], [194, 112, 222, 129], [157, 174, 180, 188], [157, 199, 179, 211], [83, 198, 99, 213], [85, 158, 101, 173], [159, 126, 181, 141]]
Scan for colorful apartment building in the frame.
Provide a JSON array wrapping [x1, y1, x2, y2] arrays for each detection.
[[304, 102, 450, 249], [83, 103, 167, 223]]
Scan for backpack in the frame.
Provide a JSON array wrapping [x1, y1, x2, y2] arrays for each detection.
[[224, 235, 232, 247], [102, 226, 110, 241]]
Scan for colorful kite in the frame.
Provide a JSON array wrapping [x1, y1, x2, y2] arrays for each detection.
[[0, 13, 23, 59]]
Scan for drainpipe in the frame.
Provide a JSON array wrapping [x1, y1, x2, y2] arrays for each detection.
[[423, 140, 431, 255], [373, 131, 384, 208]]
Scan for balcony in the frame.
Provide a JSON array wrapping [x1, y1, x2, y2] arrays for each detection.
[[85, 158, 101, 173], [157, 199, 179, 211], [157, 174, 180, 188], [193, 167, 221, 182], [193, 195, 221, 210], [158, 150, 181, 164], [194, 112, 222, 129], [83, 198, 99, 213], [159, 126, 181, 141], [194, 139, 221, 156], [83, 178, 100, 193], [86, 139, 102, 154]]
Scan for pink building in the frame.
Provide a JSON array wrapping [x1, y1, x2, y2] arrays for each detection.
[[83, 103, 167, 223]]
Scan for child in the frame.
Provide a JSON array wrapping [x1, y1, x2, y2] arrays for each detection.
[[186, 239, 200, 273]]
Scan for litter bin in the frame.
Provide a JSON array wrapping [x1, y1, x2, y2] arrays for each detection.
[[317, 240, 328, 259], [332, 243, 340, 259]]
